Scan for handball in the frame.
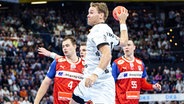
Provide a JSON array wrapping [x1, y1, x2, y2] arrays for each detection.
[[112, 6, 126, 21]]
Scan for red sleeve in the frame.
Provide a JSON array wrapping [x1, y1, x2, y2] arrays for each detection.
[[141, 78, 153, 90]]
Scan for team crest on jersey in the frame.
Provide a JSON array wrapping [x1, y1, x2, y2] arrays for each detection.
[[70, 64, 76, 69], [138, 66, 142, 71], [117, 60, 125, 65], [135, 59, 142, 64], [58, 58, 66, 62], [130, 62, 134, 67]]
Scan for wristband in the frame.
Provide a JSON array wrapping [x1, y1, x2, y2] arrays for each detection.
[[50, 52, 56, 59], [120, 24, 127, 31], [93, 67, 104, 77]]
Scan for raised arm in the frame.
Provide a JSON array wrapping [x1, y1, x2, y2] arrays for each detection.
[[116, 7, 129, 47]]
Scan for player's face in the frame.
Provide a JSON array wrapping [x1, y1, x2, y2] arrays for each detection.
[[87, 7, 101, 26], [62, 39, 76, 57], [80, 45, 86, 59], [123, 40, 135, 56]]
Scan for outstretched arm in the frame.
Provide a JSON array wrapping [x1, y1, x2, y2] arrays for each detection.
[[38, 47, 61, 59], [141, 78, 161, 91]]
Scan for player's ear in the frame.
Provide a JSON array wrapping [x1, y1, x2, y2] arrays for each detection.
[[99, 12, 104, 20], [74, 44, 77, 49]]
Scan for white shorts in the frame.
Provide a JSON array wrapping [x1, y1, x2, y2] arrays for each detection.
[[73, 76, 115, 104]]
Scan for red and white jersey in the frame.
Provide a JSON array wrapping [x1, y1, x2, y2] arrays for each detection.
[[47, 56, 84, 104], [112, 56, 150, 104]]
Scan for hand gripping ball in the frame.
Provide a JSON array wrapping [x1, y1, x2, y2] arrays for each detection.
[[112, 6, 126, 21]]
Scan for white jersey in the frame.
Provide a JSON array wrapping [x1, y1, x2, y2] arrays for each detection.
[[73, 23, 117, 103], [83, 23, 119, 79]]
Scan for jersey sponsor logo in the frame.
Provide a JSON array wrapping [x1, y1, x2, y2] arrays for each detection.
[[58, 92, 72, 101], [56, 71, 84, 81], [126, 91, 140, 99], [117, 71, 143, 79], [58, 72, 63, 76], [124, 73, 128, 77]]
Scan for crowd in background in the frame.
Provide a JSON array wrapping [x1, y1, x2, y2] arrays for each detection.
[[0, 2, 184, 104]]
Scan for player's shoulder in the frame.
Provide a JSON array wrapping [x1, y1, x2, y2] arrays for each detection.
[[114, 56, 125, 65], [92, 23, 111, 31], [56, 56, 66, 62], [135, 57, 143, 64]]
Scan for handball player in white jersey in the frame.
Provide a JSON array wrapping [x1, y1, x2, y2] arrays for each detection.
[[70, 2, 129, 104]]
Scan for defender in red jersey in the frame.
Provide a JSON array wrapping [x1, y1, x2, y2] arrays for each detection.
[[34, 36, 85, 104], [112, 40, 161, 104]]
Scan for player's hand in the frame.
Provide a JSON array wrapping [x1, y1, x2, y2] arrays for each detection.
[[153, 83, 161, 91], [116, 7, 129, 24], [38, 47, 51, 57], [85, 74, 98, 88]]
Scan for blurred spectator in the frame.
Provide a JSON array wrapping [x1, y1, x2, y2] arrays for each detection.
[[162, 81, 170, 93], [154, 73, 162, 82], [0, 2, 183, 103], [176, 79, 184, 93], [22, 96, 31, 104], [19, 87, 28, 98]]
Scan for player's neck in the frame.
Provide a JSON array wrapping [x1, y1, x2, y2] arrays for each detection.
[[66, 55, 79, 63], [98, 20, 105, 24], [123, 55, 134, 61]]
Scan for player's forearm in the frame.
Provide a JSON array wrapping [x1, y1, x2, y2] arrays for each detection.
[[97, 45, 112, 70], [141, 78, 153, 90], [92, 46, 112, 77], [34, 80, 51, 104], [50, 52, 61, 59], [119, 24, 128, 47]]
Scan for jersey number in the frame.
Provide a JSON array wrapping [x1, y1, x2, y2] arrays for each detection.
[[68, 81, 73, 89], [131, 81, 137, 88]]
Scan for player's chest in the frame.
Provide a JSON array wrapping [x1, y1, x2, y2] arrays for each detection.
[[56, 62, 83, 73], [119, 62, 143, 72]]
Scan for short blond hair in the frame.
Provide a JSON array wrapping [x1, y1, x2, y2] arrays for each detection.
[[90, 2, 109, 21]]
